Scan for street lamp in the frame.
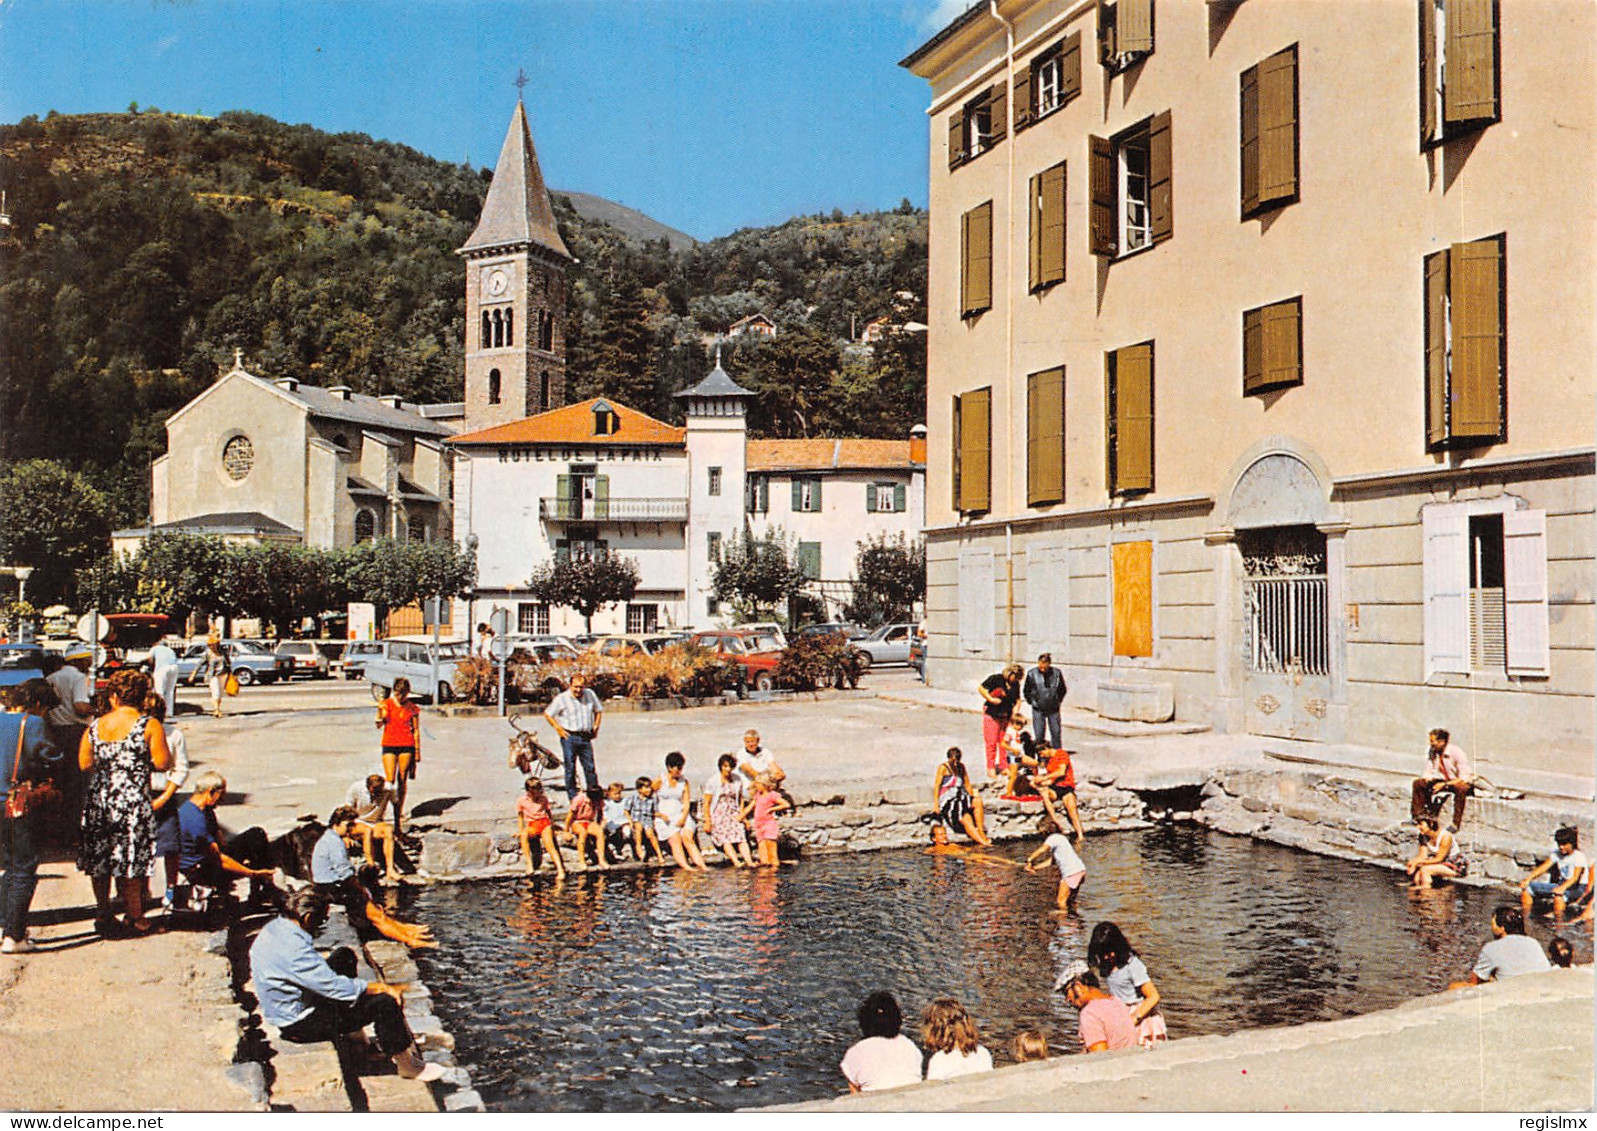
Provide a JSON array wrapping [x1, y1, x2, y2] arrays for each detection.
[[13, 567, 32, 606]]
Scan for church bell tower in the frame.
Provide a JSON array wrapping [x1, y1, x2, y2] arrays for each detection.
[[459, 100, 572, 429]]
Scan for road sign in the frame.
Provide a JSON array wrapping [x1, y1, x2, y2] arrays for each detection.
[[77, 612, 111, 643], [423, 596, 445, 627]]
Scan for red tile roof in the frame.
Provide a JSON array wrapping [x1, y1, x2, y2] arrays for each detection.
[[746, 438, 918, 473], [450, 399, 686, 447]]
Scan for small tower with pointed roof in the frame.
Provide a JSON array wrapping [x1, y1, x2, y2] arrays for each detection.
[[678, 346, 756, 624], [459, 99, 573, 430]]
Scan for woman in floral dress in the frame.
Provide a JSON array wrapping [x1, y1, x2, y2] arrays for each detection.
[[78, 669, 171, 936], [702, 753, 753, 867]]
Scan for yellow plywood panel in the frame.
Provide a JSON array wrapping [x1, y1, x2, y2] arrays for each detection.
[[1113, 540, 1153, 657]]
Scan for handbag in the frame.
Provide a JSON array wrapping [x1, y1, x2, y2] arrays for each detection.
[[5, 723, 61, 820], [224, 673, 241, 696]]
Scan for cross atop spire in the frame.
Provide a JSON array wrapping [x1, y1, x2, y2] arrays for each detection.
[[515, 68, 530, 99]]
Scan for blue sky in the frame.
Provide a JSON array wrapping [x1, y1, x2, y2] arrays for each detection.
[[0, 0, 969, 239]]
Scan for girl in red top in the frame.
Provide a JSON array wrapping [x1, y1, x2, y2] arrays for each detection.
[[516, 776, 565, 878], [375, 678, 420, 835]]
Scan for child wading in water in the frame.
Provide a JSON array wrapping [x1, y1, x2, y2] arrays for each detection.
[[1025, 824, 1087, 912], [516, 777, 566, 879], [744, 774, 791, 866]]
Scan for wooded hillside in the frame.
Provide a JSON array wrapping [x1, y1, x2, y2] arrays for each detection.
[[0, 110, 927, 528]]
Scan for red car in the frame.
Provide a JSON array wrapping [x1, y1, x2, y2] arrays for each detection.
[[689, 629, 785, 692]]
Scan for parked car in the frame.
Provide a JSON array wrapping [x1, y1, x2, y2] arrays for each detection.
[[731, 621, 788, 648], [363, 636, 471, 703], [0, 643, 49, 691], [690, 629, 785, 691], [852, 622, 917, 671], [588, 634, 679, 658], [274, 640, 332, 680], [491, 634, 578, 662], [102, 613, 172, 668], [795, 622, 866, 642], [339, 640, 387, 681], [176, 640, 284, 686], [570, 633, 603, 651]]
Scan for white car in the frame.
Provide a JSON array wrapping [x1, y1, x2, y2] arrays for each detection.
[[274, 640, 331, 679]]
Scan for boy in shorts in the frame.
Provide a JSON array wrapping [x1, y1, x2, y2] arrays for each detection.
[[1033, 745, 1086, 841], [601, 782, 633, 863], [623, 776, 662, 861]]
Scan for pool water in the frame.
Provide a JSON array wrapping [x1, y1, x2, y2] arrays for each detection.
[[400, 826, 1588, 1111]]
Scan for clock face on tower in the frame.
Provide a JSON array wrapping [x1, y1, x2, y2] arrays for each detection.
[[482, 266, 510, 299]]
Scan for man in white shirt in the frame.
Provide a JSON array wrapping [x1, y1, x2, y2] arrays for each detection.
[[149, 640, 181, 718], [1411, 727, 1474, 831], [345, 774, 399, 882], [544, 672, 602, 799], [736, 729, 786, 788]]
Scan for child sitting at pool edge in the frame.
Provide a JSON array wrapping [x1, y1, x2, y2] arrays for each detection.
[[602, 782, 633, 862], [624, 776, 662, 861], [516, 776, 565, 879], [744, 774, 791, 866]]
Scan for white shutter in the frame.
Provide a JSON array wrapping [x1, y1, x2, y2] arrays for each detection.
[[1503, 508, 1551, 677], [1423, 503, 1470, 676], [1029, 542, 1069, 657], [958, 548, 996, 654]]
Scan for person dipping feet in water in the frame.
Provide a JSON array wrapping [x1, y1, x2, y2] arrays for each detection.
[[654, 752, 707, 871], [1025, 823, 1087, 913], [624, 776, 662, 862], [1406, 815, 1467, 888], [1520, 826, 1592, 921], [744, 773, 791, 866], [704, 754, 754, 868], [932, 747, 991, 846], [516, 777, 566, 879]]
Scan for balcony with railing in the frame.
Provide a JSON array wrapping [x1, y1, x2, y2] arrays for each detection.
[[539, 496, 689, 523]]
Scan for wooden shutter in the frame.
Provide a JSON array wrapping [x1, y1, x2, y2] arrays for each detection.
[[951, 395, 963, 511], [1013, 63, 1033, 132], [959, 387, 992, 513], [1120, 0, 1154, 55], [963, 202, 993, 316], [1028, 542, 1070, 656], [1242, 305, 1264, 394], [555, 474, 571, 519], [1089, 135, 1118, 257], [1062, 32, 1083, 102], [798, 541, 821, 580], [1148, 111, 1173, 244], [893, 483, 906, 513], [1422, 503, 1470, 675], [987, 84, 1007, 145], [1027, 367, 1065, 506], [1424, 249, 1450, 447], [1449, 234, 1504, 441], [1112, 540, 1154, 657], [1240, 60, 1261, 216], [864, 483, 877, 513], [791, 478, 803, 512], [1098, 0, 1116, 63], [1260, 298, 1302, 390], [1444, 0, 1499, 126], [594, 475, 610, 519], [1029, 170, 1044, 292], [1420, 0, 1439, 143], [1032, 161, 1066, 291], [1258, 47, 1299, 207], [958, 548, 996, 653], [948, 111, 966, 170], [1503, 508, 1550, 677], [1111, 344, 1154, 494]]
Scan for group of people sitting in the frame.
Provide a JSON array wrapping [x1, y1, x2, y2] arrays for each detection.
[[515, 729, 793, 877], [838, 921, 1166, 1093], [0, 669, 275, 951]]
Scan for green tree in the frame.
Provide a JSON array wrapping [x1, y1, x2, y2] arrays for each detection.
[[0, 460, 114, 606], [712, 527, 807, 622], [338, 539, 477, 628], [228, 544, 337, 637], [526, 551, 640, 632], [843, 533, 925, 627]]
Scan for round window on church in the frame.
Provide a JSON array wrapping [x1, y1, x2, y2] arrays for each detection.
[[222, 435, 255, 481]]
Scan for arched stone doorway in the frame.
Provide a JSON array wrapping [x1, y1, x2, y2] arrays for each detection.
[[1210, 441, 1347, 742]]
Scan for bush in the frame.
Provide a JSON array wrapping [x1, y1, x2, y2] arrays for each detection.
[[451, 655, 497, 705], [505, 642, 742, 703], [775, 632, 861, 691]]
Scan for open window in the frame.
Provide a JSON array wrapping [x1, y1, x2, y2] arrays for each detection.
[[1420, 0, 1500, 147], [1424, 234, 1506, 450], [1090, 113, 1172, 258]]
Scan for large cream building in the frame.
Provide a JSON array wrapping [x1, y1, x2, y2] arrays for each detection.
[[903, 0, 1594, 774]]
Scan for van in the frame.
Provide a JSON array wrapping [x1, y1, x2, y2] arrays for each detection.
[[362, 636, 471, 703]]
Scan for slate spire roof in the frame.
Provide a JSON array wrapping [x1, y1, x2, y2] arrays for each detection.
[[675, 346, 756, 399], [459, 100, 571, 260]]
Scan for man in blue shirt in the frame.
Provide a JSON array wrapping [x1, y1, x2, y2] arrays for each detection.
[[312, 807, 434, 949], [176, 771, 275, 903], [1, 679, 64, 954], [249, 887, 444, 1082]]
